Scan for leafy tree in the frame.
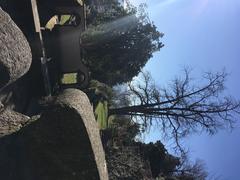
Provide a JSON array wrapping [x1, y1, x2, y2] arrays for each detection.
[[86, 80, 113, 105], [108, 70, 240, 151], [83, 2, 164, 85], [140, 143, 208, 180], [104, 116, 208, 179], [139, 141, 180, 178], [101, 116, 140, 147], [86, 0, 136, 26]]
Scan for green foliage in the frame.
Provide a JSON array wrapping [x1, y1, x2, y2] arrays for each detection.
[[109, 116, 140, 145], [86, 80, 113, 107], [104, 116, 208, 179], [140, 141, 181, 178], [100, 104, 208, 179], [95, 100, 108, 129], [83, 1, 164, 85], [86, 80, 113, 129], [86, 0, 136, 26]]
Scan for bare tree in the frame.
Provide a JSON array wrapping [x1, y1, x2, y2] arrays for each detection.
[[172, 159, 208, 180], [109, 70, 240, 151]]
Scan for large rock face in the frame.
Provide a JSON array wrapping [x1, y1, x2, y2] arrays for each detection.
[[0, 8, 108, 180], [0, 7, 32, 89], [51, 88, 109, 180], [0, 89, 108, 180]]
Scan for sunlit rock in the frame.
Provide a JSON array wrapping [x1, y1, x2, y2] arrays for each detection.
[[0, 8, 31, 89]]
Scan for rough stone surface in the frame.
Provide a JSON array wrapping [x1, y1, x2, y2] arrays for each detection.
[[54, 88, 109, 180], [106, 147, 153, 180], [0, 89, 108, 180], [0, 7, 32, 89], [0, 7, 108, 180], [0, 109, 29, 137]]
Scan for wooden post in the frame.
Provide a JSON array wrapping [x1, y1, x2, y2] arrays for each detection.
[[31, 0, 52, 97]]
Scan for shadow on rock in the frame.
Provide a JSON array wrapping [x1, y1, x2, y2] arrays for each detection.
[[0, 89, 108, 180]]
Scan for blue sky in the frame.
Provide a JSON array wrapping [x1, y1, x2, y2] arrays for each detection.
[[129, 0, 240, 179]]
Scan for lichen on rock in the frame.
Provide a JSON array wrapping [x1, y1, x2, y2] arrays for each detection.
[[0, 7, 32, 89]]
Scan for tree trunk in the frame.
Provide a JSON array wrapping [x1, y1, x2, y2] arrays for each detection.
[[109, 105, 145, 116]]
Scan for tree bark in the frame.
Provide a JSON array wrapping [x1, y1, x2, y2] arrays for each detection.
[[109, 105, 148, 116]]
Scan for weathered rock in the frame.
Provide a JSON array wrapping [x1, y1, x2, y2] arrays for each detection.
[[0, 109, 30, 137], [0, 7, 32, 89], [0, 89, 108, 180], [106, 147, 153, 180], [53, 88, 109, 180]]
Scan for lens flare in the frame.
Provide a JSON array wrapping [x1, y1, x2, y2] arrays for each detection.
[[82, 14, 138, 45]]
